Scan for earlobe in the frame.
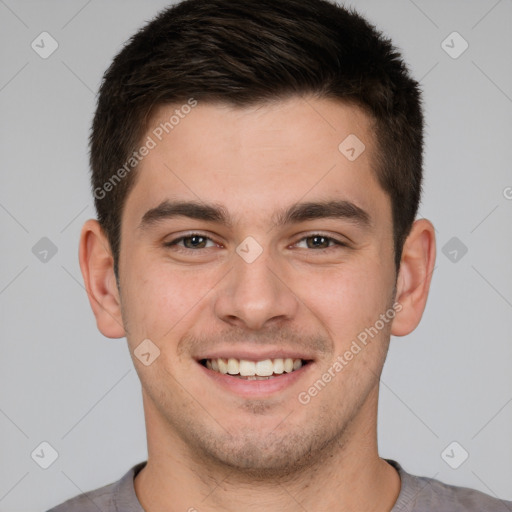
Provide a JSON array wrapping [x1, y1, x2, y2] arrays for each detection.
[[78, 219, 126, 339], [391, 219, 436, 337]]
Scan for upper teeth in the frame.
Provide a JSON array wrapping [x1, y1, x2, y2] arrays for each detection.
[[205, 358, 303, 376]]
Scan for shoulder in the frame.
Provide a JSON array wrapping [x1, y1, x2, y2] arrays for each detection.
[[46, 462, 146, 512], [46, 481, 117, 512], [387, 459, 512, 512]]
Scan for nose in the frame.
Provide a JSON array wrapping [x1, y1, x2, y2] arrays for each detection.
[[213, 248, 299, 331]]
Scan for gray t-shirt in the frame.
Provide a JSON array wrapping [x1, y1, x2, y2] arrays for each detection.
[[47, 459, 512, 511]]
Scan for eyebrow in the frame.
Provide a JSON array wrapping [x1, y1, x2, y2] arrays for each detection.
[[138, 199, 371, 231], [275, 200, 371, 228], [139, 200, 231, 230]]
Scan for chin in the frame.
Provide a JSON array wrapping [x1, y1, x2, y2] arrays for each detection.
[[207, 439, 314, 476], [186, 421, 343, 479]]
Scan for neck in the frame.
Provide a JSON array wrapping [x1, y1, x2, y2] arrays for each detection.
[[134, 386, 401, 512]]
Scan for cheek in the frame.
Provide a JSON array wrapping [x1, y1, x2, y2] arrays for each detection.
[[120, 253, 217, 342], [296, 260, 393, 342]]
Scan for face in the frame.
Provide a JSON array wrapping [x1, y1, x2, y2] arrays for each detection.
[[117, 97, 398, 474]]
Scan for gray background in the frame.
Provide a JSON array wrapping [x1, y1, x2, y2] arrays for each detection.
[[1, 0, 511, 510]]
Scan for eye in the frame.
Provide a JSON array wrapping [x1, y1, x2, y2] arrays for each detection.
[[165, 234, 217, 250], [295, 234, 346, 250]]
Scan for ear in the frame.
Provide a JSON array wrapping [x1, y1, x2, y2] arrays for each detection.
[[391, 219, 436, 337], [78, 219, 126, 338]]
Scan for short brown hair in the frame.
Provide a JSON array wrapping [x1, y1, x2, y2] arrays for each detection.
[[90, 0, 424, 276]]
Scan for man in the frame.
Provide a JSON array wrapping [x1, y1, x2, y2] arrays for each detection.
[[48, 0, 511, 510]]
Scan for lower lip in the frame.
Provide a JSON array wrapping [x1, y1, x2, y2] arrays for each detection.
[[197, 361, 314, 398]]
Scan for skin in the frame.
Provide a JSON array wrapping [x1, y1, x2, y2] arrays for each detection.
[[80, 96, 436, 511]]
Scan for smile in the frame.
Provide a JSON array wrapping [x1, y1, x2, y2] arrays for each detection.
[[200, 358, 307, 380]]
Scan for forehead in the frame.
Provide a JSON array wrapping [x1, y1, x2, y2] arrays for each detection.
[[147, 97, 374, 165], [123, 97, 388, 227]]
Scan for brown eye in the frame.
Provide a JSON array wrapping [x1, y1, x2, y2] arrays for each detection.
[[293, 234, 347, 251], [305, 236, 332, 249], [165, 234, 216, 250], [182, 235, 208, 249]]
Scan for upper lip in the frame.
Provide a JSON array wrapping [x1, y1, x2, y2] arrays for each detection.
[[195, 348, 315, 362]]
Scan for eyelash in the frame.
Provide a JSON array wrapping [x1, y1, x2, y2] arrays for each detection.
[[164, 234, 219, 251], [164, 233, 348, 252]]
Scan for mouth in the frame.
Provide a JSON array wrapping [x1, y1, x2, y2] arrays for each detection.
[[199, 357, 310, 380]]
